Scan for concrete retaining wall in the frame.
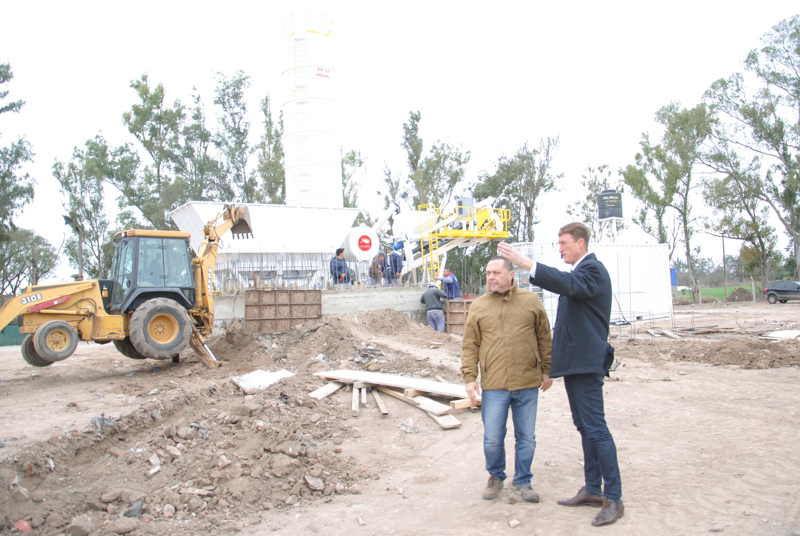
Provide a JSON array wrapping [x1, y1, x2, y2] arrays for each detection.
[[214, 286, 429, 326]]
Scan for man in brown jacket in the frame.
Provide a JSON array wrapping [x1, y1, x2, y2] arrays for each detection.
[[462, 256, 552, 502]]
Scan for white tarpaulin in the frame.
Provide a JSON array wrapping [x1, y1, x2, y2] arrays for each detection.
[[512, 240, 673, 327]]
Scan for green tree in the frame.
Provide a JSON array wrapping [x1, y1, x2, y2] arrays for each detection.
[[402, 111, 423, 175], [401, 111, 470, 208], [341, 148, 369, 226], [108, 74, 186, 229], [622, 103, 712, 302], [701, 149, 777, 288], [53, 145, 113, 278], [214, 70, 257, 202], [256, 94, 284, 204], [0, 63, 34, 239], [566, 164, 626, 242], [178, 91, 222, 202], [704, 15, 800, 278], [0, 228, 57, 294], [474, 137, 561, 242]]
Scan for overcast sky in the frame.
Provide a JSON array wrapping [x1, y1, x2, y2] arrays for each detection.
[[2, 1, 798, 281]]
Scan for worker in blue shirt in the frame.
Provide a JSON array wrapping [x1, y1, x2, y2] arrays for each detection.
[[330, 248, 351, 290], [436, 268, 462, 299]]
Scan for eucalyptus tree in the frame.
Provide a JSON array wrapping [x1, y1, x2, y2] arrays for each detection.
[[704, 15, 800, 277], [0, 62, 34, 239], [474, 137, 561, 243], [53, 145, 113, 278], [622, 103, 712, 302], [256, 95, 284, 204]]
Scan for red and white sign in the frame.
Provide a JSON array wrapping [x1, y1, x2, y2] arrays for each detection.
[[358, 235, 372, 251]]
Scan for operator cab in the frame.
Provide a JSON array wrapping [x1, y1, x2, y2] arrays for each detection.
[[108, 230, 196, 313]]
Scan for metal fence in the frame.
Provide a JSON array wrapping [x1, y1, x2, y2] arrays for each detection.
[[213, 254, 374, 292]]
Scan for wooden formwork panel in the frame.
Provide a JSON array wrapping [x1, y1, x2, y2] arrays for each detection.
[[244, 290, 323, 334], [446, 298, 474, 336]]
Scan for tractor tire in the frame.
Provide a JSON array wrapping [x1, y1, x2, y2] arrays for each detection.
[[113, 337, 148, 360], [767, 294, 778, 304], [129, 298, 192, 360], [33, 320, 79, 362], [21, 335, 54, 367]]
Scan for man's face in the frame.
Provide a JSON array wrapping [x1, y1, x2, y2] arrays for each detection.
[[337, 252, 345, 259], [486, 259, 513, 294], [558, 233, 585, 265]]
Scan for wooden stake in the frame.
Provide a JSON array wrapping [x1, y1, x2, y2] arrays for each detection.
[[352, 387, 360, 417], [372, 389, 389, 415]]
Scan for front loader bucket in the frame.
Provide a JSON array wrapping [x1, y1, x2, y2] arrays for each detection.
[[228, 206, 254, 239]]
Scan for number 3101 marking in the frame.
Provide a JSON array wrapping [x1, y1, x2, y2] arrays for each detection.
[[21, 293, 43, 305]]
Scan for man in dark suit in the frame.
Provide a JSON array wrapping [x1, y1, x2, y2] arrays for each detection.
[[498, 222, 623, 527]]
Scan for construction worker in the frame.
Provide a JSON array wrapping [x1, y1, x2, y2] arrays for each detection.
[[436, 268, 462, 299], [330, 248, 351, 290], [420, 282, 448, 331]]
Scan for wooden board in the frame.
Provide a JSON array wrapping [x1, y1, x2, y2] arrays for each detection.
[[352, 388, 360, 417], [450, 398, 482, 410], [404, 389, 425, 398], [371, 389, 389, 415], [424, 411, 462, 429], [308, 381, 344, 400], [661, 329, 681, 339], [314, 370, 468, 399], [375, 385, 420, 406], [412, 395, 453, 416], [361, 387, 368, 406]]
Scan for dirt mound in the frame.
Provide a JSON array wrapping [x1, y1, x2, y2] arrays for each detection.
[[617, 337, 800, 369], [726, 287, 758, 302], [0, 308, 459, 534]]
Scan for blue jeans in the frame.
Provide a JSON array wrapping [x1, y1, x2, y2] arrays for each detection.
[[426, 309, 445, 331], [564, 373, 622, 503], [481, 387, 539, 488]]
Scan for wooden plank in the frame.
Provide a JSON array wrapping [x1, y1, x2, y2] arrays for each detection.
[[374, 385, 420, 406], [371, 389, 389, 415], [314, 370, 468, 399], [412, 395, 453, 416], [353, 381, 368, 389], [424, 410, 462, 429], [645, 329, 661, 337], [450, 398, 482, 410], [404, 389, 425, 398], [661, 329, 681, 339], [352, 388, 360, 417], [308, 381, 344, 400], [435, 375, 447, 383], [361, 387, 368, 406]]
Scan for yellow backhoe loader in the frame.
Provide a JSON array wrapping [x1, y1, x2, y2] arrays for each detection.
[[0, 205, 253, 369]]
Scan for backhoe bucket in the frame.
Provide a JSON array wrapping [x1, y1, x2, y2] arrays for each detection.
[[228, 206, 254, 239]]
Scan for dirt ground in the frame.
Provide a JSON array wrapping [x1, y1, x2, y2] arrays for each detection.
[[1, 302, 799, 535]]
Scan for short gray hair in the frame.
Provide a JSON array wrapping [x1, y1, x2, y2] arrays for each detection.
[[489, 256, 513, 271]]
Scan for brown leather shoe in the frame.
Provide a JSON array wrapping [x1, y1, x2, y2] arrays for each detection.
[[482, 476, 504, 500], [557, 486, 606, 507], [591, 500, 624, 526]]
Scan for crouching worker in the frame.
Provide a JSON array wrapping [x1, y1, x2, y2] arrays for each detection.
[[420, 282, 447, 331], [461, 256, 552, 502]]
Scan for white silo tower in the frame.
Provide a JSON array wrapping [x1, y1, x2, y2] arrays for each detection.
[[282, 7, 342, 208]]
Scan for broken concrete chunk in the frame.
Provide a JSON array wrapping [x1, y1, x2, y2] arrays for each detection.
[[100, 489, 123, 504], [105, 516, 138, 534], [230, 369, 295, 395], [304, 475, 324, 491], [66, 514, 92, 536]]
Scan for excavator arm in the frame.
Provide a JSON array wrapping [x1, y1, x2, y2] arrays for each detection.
[[187, 205, 253, 368]]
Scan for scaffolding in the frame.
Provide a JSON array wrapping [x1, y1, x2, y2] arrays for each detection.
[[418, 204, 510, 284]]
